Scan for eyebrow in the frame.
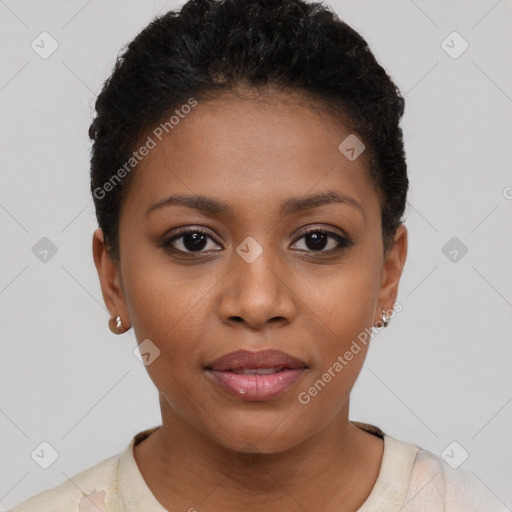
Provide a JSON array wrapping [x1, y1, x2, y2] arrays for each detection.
[[144, 191, 364, 218]]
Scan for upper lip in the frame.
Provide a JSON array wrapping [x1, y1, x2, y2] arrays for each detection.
[[204, 349, 308, 371]]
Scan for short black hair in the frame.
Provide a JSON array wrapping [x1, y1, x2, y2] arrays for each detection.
[[89, 0, 408, 264]]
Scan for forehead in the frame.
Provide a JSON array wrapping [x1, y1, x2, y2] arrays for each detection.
[[122, 90, 376, 217]]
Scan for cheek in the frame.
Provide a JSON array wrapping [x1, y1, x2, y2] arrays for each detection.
[[121, 240, 213, 337], [295, 248, 382, 398], [301, 258, 382, 336], [121, 255, 224, 404], [297, 278, 376, 418], [122, 263, 210, 416]]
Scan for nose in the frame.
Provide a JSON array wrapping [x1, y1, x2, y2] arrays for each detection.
[[218, 245, 297, 330]]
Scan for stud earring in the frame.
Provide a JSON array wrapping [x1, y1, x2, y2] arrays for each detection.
[[381, 309, 390, 328], [374, 309, 390, 329], [108, 315, 126, 334]]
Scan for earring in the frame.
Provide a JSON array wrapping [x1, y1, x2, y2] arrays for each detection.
[[108, 315, 126, 334], [381, 309, 390, 328], [374, 309, 390, 328]]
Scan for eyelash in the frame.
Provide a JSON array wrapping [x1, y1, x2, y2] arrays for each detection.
[[160, 227, 351, 258]]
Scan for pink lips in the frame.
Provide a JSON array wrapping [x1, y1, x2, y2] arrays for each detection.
[[204, 349, 308, 401]]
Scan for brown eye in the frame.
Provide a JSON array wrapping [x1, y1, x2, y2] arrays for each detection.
[[161, 228, 222, 254], [292, 229, 351, 255]]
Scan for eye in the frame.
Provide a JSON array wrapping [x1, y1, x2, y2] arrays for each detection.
[[161, 226, 351, 258], [161, 228, 222, 255], [291, 228, 351, 255]]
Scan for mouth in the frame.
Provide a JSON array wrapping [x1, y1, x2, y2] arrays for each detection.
[[229, 367, 297, 374], [203, 349, 308, 401]]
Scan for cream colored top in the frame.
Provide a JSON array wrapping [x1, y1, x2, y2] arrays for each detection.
[[9, 422, 504, 511]]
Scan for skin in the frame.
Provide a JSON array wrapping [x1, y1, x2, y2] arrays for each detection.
[[93, 88, 407, 511]]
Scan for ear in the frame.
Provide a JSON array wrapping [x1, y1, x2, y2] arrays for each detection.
[[377, 224, 408, 315], [92, 228, 130, 328]]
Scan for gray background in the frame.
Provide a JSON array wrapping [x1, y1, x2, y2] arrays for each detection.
[[1, 0, 511, 509]]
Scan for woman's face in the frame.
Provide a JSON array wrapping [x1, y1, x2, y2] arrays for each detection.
[[94, 90, 407, 453]]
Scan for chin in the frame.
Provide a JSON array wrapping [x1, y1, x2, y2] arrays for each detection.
[[203, 411, 312, 455]]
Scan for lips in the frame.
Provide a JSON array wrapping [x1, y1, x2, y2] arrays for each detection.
[[205, 349, 307, 371], [204, 349, 308, 401]]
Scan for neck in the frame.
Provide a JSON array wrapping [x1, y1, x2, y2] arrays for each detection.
[[133, 397, 383, 511]]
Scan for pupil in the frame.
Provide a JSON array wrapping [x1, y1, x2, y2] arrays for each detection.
[[306, 232, 327, 251], [184, 232, 207, 251]]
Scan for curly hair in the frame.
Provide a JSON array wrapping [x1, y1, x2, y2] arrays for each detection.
[[89, 0, 408, 265]]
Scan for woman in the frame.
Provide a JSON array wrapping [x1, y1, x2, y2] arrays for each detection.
[[10, 0, 501, 510]]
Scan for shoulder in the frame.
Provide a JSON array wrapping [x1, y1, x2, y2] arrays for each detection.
[[404, 446, 506, 511], [8, 452, 120, 512]]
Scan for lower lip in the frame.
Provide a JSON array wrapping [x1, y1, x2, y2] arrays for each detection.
[[206, 368, 306, 401]]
